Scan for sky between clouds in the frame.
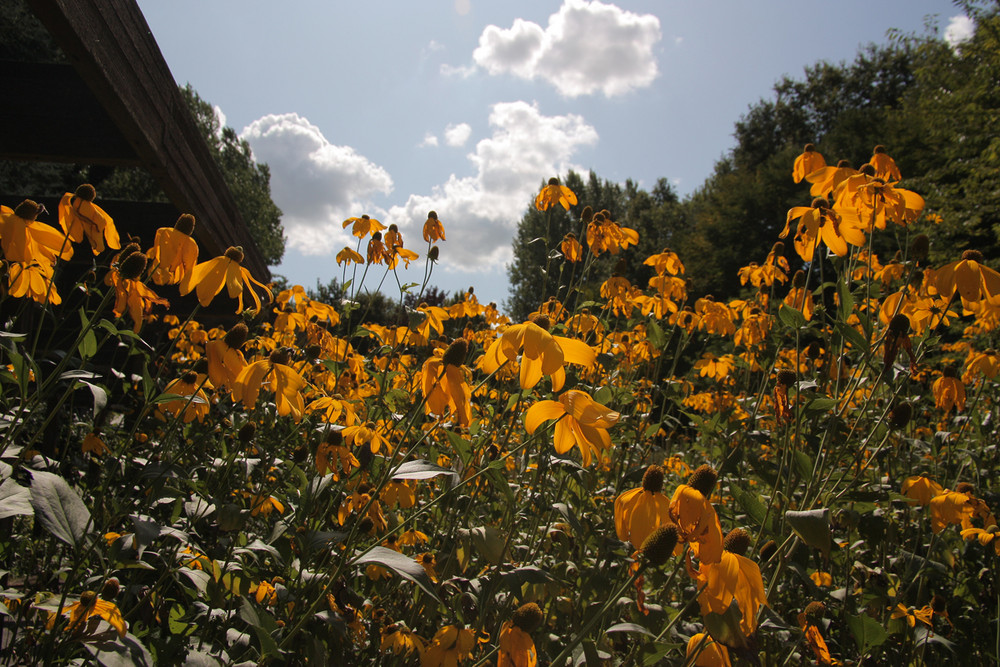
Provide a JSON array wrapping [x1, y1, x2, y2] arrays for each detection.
[[136, 0, 970, 306]]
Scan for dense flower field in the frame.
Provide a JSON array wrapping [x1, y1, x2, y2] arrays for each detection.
[[1, 146, 999, 665]]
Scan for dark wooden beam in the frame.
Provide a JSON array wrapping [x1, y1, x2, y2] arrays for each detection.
[[23, 0, 270, 281]]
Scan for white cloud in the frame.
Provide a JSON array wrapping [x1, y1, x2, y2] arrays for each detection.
[[440, 63, 476, 78], [384, 101, 597, 272], [419, 133, 440, 148], [241, 113, 393, 256], [444, 123, 472, 147], [212, 105, 228, 138], [944, 14, 974, 51], [472, 0, 660, 97], [426, 39, 445, 53]]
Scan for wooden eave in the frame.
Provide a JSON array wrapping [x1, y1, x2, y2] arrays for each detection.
[[6, 0, 269, 280]]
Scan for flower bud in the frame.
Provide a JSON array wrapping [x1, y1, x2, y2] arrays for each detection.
[[224, 246, 245, 262], [512, 602, 543, 632], [224, 322, 249, 349], [13, 199, 41, 220], [174, 214, 196, 235], [642, 465, 665, 493], [74, 184, 97, 202], [641, 525, 679, 567], [723, 528, 751, 557], [688, 464, 718, 497], [442, 338, 469, 367]]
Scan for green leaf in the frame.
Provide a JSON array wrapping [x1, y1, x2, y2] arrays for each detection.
[[778, 304, 807, 329], [606, 622, 655, 637], [847, 612, 887, 656], [785, 508, 831, 557], [466, 525, 506, 565], [29, 470, 92, 546], [646, 318, 667, 348], [78, 308, 97, 359], [730, 482, 767, 529], [837, 277, 856, 320], [353, 546, 441, 601], [0, 479, 34, 520], [391, 460, 458, 481], [834, 321, 869, 352], [77, 380, 108, 417], [793, 450, 814, 480], [445, 430, 473, 466], [86, 632, 154, 667]]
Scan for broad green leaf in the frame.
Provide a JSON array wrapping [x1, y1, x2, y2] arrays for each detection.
[[353, 546, 441, 601], [86, 632, 153, 667], [847, 612, 887, 655], [834, 321, 869, 352], [391, 460, 459, 481], [29, 470, 92, 546], [0, 479, 33, 520], [606, 622, 655, 637], [785, 508, 831, 557], [730, 482, 767, 529], [778, 304, 807, 329]]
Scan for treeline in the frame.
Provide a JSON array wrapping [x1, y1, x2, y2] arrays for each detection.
[[506, 2, 1000, 320]]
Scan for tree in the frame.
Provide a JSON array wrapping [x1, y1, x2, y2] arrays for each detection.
[[98, 86, 286, 265]]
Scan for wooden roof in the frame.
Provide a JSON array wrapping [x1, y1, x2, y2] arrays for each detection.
[[1, 0, 269, 279]]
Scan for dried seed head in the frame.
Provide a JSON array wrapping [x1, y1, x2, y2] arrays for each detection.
[[442, 338, 469, 367], [581, 205, 594, 224], [723, 528, 751, 556], [759, 539, 777, 562], [804, 601, 826, 621], [388, 224, 399, 233], [931, 594, 947, 614], [806, 341, 823, 359], [74, 184, 97, 202], [427, 210, 438, 220], [687, 464, 718, 497], [512, 602, 543, 632], [13, 199, 41, 220], [224, 246, 245, 262], [771, 241, 785, 254], [269, 348, 291, 366], [859, 164, 876, 177], [323, 429, 343, 446], [78, 590, 98, 608], [174, 214, 196, 235], [909, 234, 929, 261], [358, 517, 375, 534], [224, 322, 249, 349], [873, 145, 886, 154], [182, 370, 199, 385], [803, 143, 816, 152], [776, 369, 797, 387], [641, 525, 679, 567], [908, 270, 925, 289], [962, 249, 984, 263], [836, 160, 852, 168], [238, 422, 257, 443], [119, 252, 147, 280], [956, 482, 975, 495], [547, 177, 560, 186], [529, 314, 551, 331], [888, 314, 911, 336], [642, 464, 665, 493], [101, 577, 120, 600], [792, 269, 806, 288], [810, 197, 829, 209], [305, 344, 322, 359], [889, 403, 912, 429], [943, 363, 958, 378]]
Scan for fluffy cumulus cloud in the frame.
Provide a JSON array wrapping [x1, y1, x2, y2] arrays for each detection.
[[241, 113, 393, 256], [472, 0, 660, 97], [384, 101, 597, 271], [944, 14, 975, 50], [444, 123, 472, 147]]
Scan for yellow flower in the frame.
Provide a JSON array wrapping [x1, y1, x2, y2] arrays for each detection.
[[147, 214, 199, 285], [381, 623, 425, 658], [336, 246, 365, 265], [687, 550, 767, 635], [686, 632, 731, 667], [615, 465, 672, 547], [315, 437, 359, 478], [810, 571, 833, 587], [232, 349, 308, 421], [781, 197, 865, 262], [50, 591, 127, 639], [58, 184, 121, 255], [497, 605, 541, 667], [524, 389, 619, 467], [535, 177, 577, 211], [423, 210, 446, 243], [694, 353, 736, 381], [422, 624, 476, 666], [868, 145, 901, 181], [643, 248, 685, 276], [669, 466, 723, 564], [158, 371, 211, 423], [415, 552, 439, 582], [249, 494, 284, 517], [343, 214, 386, 238], [0, 200, 73, 265], [421, 342, 473, 426], [929, 489, 974, 533], [932, 367, 966, 414], [793, 144, 825, 183], [82, 432, 108, 456], [934, 249, 1000, 304], [106, 248, 169, 333], [6, 261, 60, 305], [181, 246, 272, 314], [342, 421, 391, 455], [890, 603, 933, 627], [560, 232, 583, 262], [480, 315, 596, 391], [961, 525, 1000, 555], [250, 579, 279, 605], [901, 475, 945, 506], [206, 323, 249, 393]]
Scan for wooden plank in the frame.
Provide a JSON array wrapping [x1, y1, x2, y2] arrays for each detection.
[[24, 0, 270, 280]]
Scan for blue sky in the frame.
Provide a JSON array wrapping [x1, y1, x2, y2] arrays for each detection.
[[136, 0, 968, 307]]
